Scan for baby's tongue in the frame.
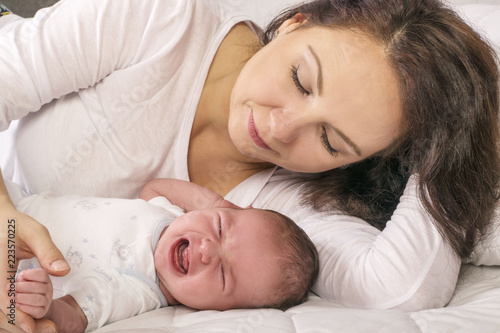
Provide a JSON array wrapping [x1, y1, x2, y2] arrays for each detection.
[[180, 245, 190, 273]]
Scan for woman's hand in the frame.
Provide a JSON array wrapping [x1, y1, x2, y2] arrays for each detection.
[[1, 174, 69, 332], [0, 209, 65, 332], [0, 203, 70, 275], [1, 309, 58, 333]]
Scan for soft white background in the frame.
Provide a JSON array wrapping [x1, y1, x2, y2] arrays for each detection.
[[234, 0, 500, 27]]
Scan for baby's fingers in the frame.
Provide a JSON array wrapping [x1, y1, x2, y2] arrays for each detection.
[[16, 303, 48, 320], [15, 280, 51, 298], [14, 289, 51, 319], [13, 271, 53, 320], [16, 269, 51, 283]]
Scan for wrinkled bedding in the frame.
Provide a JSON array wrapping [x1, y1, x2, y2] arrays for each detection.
[[93, 264, 500, 332], [89, 1, 500, 332]]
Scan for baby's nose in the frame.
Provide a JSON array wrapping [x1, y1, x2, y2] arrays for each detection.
[[199, 238, 218, 265]]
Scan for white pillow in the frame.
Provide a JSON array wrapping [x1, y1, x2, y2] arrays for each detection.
[[243, 0, 500, 57], [455, 4, 500, 57]]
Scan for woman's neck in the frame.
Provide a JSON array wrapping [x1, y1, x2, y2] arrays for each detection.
[[188, 23, 273, 196], [192, 23, 259, 135]]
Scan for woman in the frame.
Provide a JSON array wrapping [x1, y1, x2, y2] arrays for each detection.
[[0, 0, 498, 331]]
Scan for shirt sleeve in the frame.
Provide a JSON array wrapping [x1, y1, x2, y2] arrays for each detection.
[[249, 173, 461, 311], [0, 0, 181, 131]]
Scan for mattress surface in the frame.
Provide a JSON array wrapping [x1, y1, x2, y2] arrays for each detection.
[[93, 265, 500, 332]]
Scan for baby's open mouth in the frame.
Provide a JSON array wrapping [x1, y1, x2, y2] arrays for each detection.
[[176, 239, 190, 274]]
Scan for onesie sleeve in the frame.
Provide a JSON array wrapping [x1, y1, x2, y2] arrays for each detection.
[[0, 0, 175, 130], [248, 173, 461, 311], [62, 268, 164, 332]]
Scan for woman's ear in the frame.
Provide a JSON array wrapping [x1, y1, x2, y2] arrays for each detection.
[[276, 13, 308, 36]]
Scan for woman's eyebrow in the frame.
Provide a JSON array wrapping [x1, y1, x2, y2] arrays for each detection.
[[308, 45, 323, 95], [333, 126, 363, 156]]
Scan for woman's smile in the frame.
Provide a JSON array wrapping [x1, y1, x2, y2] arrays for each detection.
[[248, 111, 271, 150]]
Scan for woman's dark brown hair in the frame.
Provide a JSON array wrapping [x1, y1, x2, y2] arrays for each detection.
[[262, 0, 500, 259]]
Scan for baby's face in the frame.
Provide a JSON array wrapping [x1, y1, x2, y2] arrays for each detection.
[[154, 207, 281, 310]]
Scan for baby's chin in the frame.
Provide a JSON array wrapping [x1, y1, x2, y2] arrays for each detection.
[[158, 280, 180, 306]]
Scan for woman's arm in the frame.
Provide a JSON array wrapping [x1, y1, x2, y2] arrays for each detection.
[[0, 170, 70, 331], [0, 171, 70, 275], [304, 188, 461, 311], [139, 178, 240, 211], [0, 0, 167, 131], [237, 171, 461, 311]]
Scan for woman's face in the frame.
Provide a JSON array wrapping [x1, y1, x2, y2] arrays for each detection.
[[229, 16, 402, 173]]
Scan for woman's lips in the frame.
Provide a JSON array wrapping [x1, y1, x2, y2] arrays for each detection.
[[248, 111, 271, 150]]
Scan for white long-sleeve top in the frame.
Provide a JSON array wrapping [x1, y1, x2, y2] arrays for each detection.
[[0, 0, 462, 310]]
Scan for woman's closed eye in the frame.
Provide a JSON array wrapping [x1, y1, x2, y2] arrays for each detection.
[[290, 63, 338, 157], [290, 65, 310, 96], [321, 125, 339, 157]]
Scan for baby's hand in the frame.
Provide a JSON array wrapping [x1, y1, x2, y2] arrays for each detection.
[[13, 269, 53, 319]]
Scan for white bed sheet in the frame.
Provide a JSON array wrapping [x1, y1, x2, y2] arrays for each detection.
[[93, 264, 500, 333], [90, 1, 499, 332]]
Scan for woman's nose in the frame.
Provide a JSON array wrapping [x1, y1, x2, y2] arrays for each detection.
[[199, 238, 218, 265], [269, 108, 306, 143]]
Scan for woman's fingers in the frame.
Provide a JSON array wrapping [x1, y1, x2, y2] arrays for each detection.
[[4, 309, 57, 333], [0, 310, 30, 333], [17, 215, 70, 277], [33, 318, 57, 333], [13, 309, 36, 333]]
